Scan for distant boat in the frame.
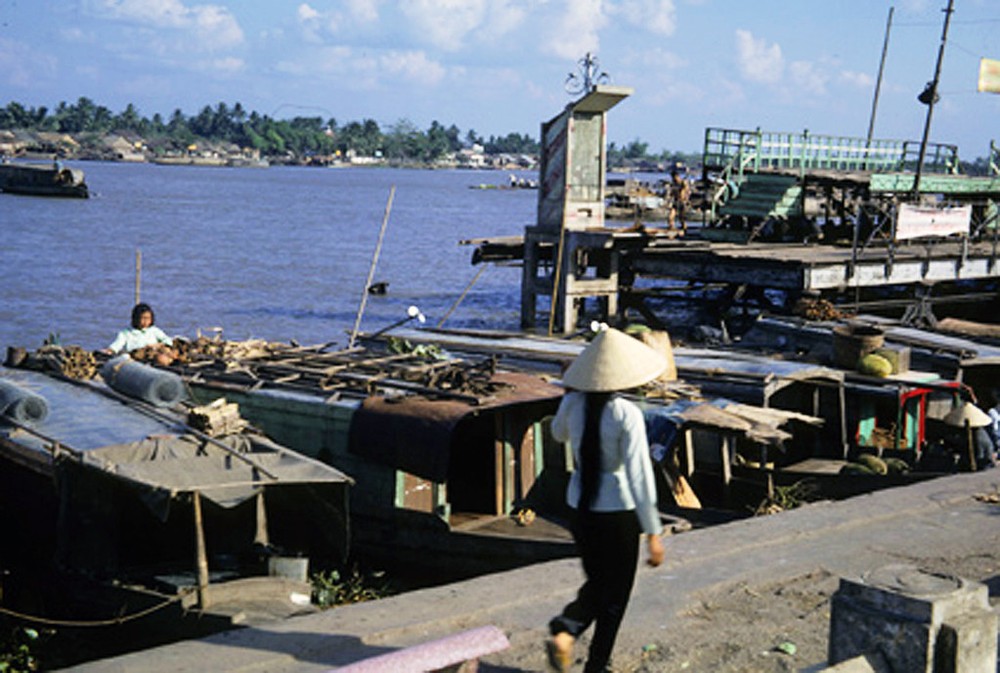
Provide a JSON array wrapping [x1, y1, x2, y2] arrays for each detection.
[[0, 159, 89, 198]]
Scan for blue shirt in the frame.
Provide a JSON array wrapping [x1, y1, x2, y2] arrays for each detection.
[[551, 391, 662, 535]]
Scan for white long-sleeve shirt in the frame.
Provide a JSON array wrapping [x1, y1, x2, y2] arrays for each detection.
[[551, 391, 663, 535], [107, 325, 173, 354]]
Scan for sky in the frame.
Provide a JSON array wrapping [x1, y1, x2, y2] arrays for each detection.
[[2, 0, 998, 157]]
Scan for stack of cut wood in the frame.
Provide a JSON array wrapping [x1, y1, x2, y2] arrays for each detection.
[[187, 398, 247, 436], [17, 345, 97, 379]]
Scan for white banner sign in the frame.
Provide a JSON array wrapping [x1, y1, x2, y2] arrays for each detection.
[[896, 203, 971, 241]]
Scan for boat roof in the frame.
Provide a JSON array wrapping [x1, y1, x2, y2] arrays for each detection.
[[0, 366, 351, 512], [1, 366, 167, 451]]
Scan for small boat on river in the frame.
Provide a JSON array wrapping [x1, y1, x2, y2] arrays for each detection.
[[0, 159, 89, 198]]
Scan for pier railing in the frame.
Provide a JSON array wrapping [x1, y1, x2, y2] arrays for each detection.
[[703, 127, 960, 180]]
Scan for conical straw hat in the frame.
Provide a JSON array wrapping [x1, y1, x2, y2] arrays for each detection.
[[943, 401, 992, 428], [562, 327, 668, 392]]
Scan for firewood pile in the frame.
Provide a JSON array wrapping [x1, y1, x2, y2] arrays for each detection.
[[5, 344, 97, 380]]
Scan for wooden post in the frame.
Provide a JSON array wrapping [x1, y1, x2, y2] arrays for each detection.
[[254, 490, 269, 547], [134, 249, 142, 305], [965, 420, 977, 472], [193, 491, 210, 608]]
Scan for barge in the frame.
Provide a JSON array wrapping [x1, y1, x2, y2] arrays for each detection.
[[0, 160, 89, 198]]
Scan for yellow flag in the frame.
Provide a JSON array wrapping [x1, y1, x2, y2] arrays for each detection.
[[978, 57, 1000, 94]]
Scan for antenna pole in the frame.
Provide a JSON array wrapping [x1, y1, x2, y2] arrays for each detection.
[[912, 0, 954, 199], [866, 6, 894, 152]]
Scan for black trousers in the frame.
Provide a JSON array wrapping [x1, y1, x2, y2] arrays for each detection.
[[549, 510, 641, 673]]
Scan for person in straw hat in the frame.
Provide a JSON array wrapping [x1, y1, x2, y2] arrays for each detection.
[[546, 327, 666, 673], [942, 401, 997, 471]]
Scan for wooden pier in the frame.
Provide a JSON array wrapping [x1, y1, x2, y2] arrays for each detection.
[[480, 104, 1000, 333]]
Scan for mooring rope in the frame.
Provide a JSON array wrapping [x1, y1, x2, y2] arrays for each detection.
[[0, 587, 195, 628]]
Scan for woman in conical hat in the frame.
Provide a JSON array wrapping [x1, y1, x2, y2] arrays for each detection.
[[546, 327, 666, 673], [943, 401, 997, 471]]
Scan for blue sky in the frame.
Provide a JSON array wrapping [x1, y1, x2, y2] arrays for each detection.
[[2, 0, 998, 156]]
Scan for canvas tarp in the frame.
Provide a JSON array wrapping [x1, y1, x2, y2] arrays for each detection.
[[66, 432, 351, 520]]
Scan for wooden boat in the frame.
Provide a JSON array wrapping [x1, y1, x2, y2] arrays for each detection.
[[378, 326, 969, 505], [0, 363, 352, 630], [158, 339, 575, 582], [153, 334, 840, 571], [0, 160, 89, 198]]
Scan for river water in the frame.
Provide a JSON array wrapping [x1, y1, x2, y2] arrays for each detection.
[[0, 162, 538, 354]]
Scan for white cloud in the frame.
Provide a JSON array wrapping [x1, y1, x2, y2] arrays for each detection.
[[298, 3, 320, 21], [380, 50, 447, 85], [399, 0, 487, 51], [347, 0, 381, 23], [613, 0, 676, 36], [840, 70, 874, 89], [544, 0, 606, 60], [478, 0, 526, 43], [735, 29, 782, 84], [278, 45, 445, 88], [91, 0, 244, 49], [788, 60, 826, 96]]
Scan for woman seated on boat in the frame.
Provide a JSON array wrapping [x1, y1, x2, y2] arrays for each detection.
[[103, 303, 177, 366]]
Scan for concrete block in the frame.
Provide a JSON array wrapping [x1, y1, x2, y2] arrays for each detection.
[[934, 610, 999, 673], [817, 651, 889, 673], [828, 564, 996, 673]]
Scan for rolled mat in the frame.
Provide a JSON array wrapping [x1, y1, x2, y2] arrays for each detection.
[[0, 379, 50, 425], [100, 355, 186, 407]]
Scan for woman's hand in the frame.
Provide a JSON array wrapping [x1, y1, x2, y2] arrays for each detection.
[[646, 533, 664, 567]]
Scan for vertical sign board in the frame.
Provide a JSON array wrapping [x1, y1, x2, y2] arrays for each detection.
[[895, 203, 971, 241], [537, 109, 570, 234], [535, 86, 633, 234]]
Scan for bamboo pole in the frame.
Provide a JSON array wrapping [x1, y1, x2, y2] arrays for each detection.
[[546, 226, 568, 337], [134, 249, 142, 306], [193, 491, 210, 608], [437, 263, 489, 328], [349, 186, 396, 349]]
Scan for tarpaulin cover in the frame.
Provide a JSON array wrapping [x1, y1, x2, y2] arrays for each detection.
[[67, 432, 352, 521], [0, 378, 49, 425], [348, 371, 563, 482], [101, 355, 186, 407]]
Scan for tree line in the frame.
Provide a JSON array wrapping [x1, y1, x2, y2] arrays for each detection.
[[0, 98, 538, 161], [0, 97, 701, 167]]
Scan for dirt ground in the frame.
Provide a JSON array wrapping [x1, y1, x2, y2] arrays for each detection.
[[629, 553, 999, 673], [485, 551, 1000, 673]]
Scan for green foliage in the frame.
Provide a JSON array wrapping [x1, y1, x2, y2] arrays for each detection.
[[384, 337, 445, 359], [0, 627, 40, 673], [755, 479, 820, 514], [311, 568, 391, 608], [0, 98, 709, 165]]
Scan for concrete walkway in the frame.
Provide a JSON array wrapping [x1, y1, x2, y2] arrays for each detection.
[[63, 469, 1000, 672]]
